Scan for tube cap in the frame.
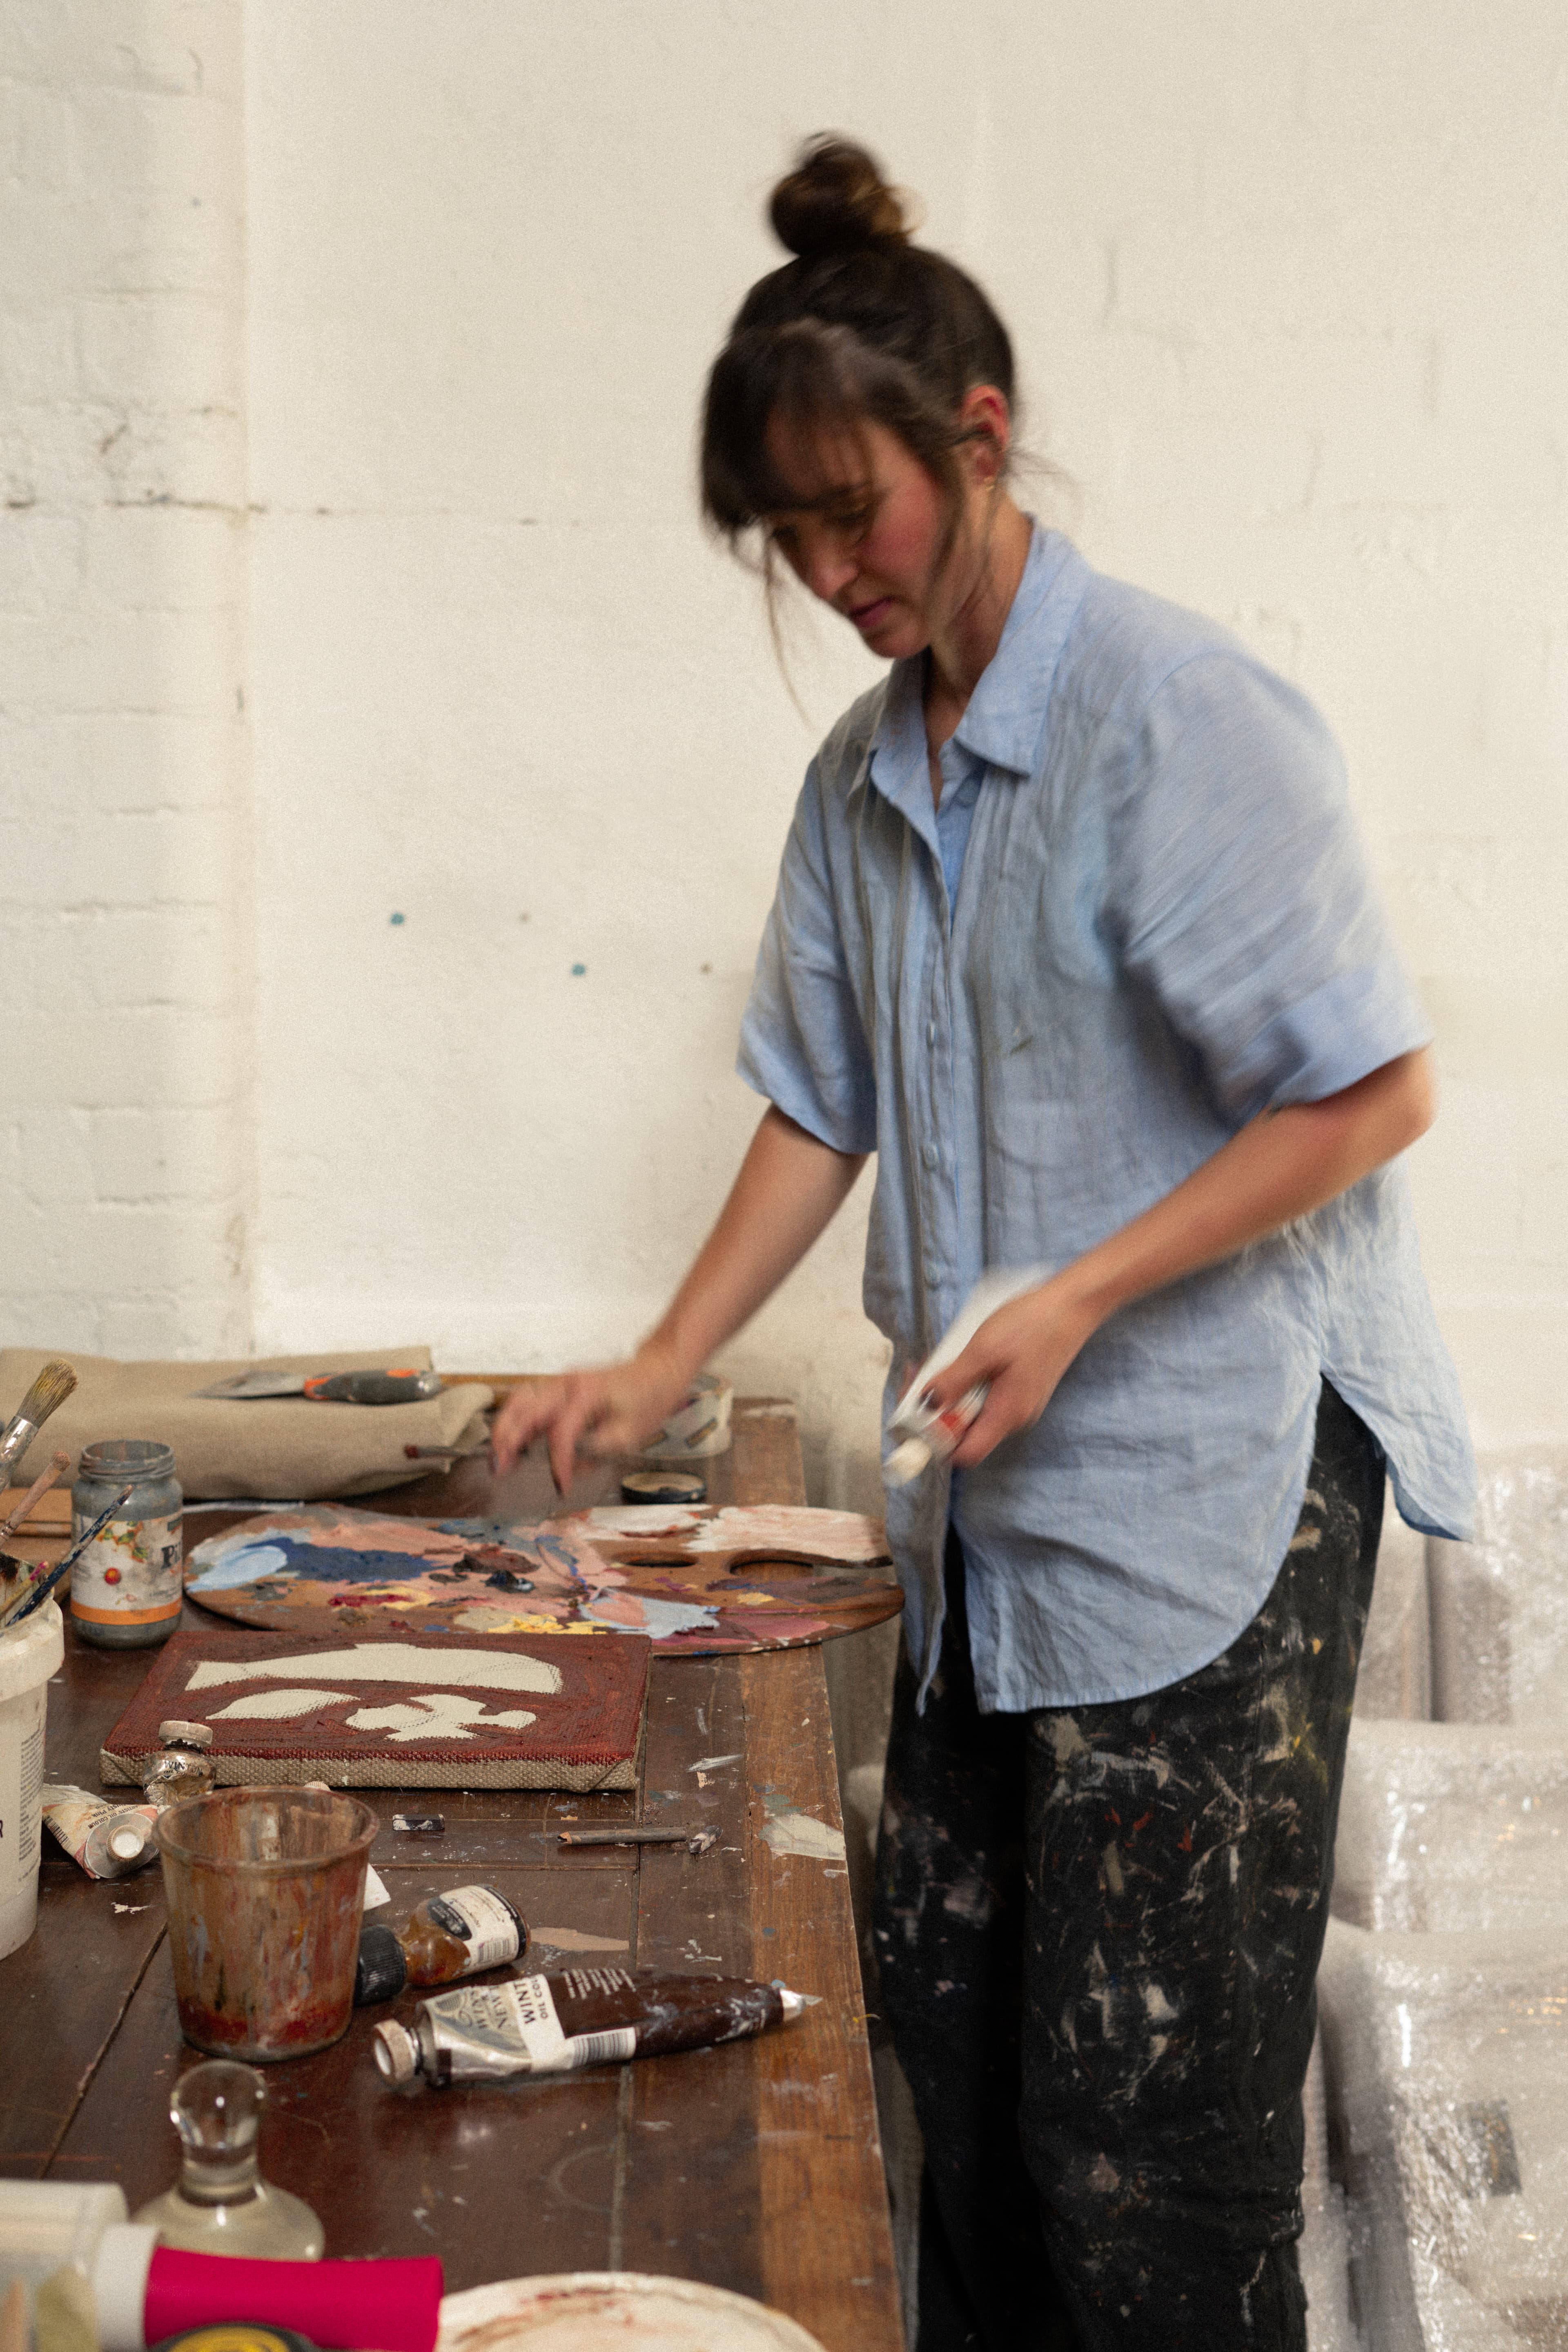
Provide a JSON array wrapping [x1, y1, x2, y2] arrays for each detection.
[[372, 2021, 419, 2084], [883, 1436, 933, 1487], [354, 1923, 409, 2006], [157, 1722, 213, 1750]]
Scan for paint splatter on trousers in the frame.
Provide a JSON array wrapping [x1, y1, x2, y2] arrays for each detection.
[[873, 1380, 1383, 2351]]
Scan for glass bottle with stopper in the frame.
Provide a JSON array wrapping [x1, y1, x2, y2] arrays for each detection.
[[132, 2060, 323, 2258], [142, 1720, 215, 1811]]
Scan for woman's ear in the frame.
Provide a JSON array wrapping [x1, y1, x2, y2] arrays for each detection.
[[958, 383, 1012, 486]]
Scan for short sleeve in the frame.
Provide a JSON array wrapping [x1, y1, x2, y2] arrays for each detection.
[[736, 761, 878, 1155], [1110, 653, 1431, 1126]]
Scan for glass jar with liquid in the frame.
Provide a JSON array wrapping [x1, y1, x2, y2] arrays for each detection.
[[133, 2060, 323, 2258], [70, 1440, 183, 1648]]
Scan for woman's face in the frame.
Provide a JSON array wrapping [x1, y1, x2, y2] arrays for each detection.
[[761, 412, 967, 661]]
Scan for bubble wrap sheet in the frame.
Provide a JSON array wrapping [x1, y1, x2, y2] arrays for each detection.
[[1359, 1500, 1434, 1721], [1318, 1919, 1568, 2350], [1429, 1447, 1568, 1728], [1302, 2024, 1360, 2351], [1333, 1720, 1568, 1935]]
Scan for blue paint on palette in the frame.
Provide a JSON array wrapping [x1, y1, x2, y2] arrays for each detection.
[[585, 1596, 718, 1639], [187, 1541, 296, 1592], [192, 1540, 454, 1591]]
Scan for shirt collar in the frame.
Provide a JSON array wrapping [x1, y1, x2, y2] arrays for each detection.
[[866, 526, 1087, 838]]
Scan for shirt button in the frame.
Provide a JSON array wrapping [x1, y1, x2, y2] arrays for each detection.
[[924, 1263, 941, 1285], [926, 1020, 937, 1046], [922, 1142, 940, 1170]]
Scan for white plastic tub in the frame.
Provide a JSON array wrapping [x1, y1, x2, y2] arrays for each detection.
[[0, 1598, 65, 1957], [0, 2180, 129, 2290]]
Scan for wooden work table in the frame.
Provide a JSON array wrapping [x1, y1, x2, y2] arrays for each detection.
[[0, 1398, 904, 2352]]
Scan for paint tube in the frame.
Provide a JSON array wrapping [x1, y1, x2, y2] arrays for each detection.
[[78, 2228, 443, 2352], [372, 1967, 806, 2086], [883, 1263, 1051, 1485], [40, 1784, 159, 1880]]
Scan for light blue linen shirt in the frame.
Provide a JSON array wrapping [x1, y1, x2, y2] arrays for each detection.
[[737, 525, 1476, 1714]]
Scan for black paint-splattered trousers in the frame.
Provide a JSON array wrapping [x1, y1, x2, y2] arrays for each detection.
[[873, 1380, 1383, 2352]]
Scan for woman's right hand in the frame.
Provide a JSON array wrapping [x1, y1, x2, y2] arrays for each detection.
[[488, 1104, 865, 1496], [489, 1341, 693, 1494]]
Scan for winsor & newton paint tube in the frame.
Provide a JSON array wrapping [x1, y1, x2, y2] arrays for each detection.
[[372, 1967, 806, 2085], [41, 1783, 159, 1878]]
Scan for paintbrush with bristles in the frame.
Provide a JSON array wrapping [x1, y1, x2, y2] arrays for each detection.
[[0, 1449, 71, 1549], [0, 1361, 77, 1482]]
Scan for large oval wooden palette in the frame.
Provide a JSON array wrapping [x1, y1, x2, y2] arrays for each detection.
[[185, 1501, 901, 1654]]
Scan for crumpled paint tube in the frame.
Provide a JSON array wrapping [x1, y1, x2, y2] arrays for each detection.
[[41, 1784, 159, 1879], [884, 1265, 1050, 1485], [373, 1967, 806, 2086]]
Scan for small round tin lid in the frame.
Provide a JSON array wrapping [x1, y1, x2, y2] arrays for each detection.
[[149, 2330, 318, 2352], [620, 1469, 707, 1505]]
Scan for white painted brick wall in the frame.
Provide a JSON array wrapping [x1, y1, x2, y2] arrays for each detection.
[[0, 0, 250, 1359], [239, 1, 1568, 1473]]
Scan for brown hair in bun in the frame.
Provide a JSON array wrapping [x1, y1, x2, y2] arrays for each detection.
[[702, 135, 1016, 552], [768, 135, 910, 257]]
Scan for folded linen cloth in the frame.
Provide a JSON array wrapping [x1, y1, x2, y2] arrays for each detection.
[[0, 1347, 492, 1500]]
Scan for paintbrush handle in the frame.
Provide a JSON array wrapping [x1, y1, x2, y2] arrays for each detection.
[[0, 1482, 135, 1630], [557, 1824, 700, 1847], [0, 1450, 71, 1546]]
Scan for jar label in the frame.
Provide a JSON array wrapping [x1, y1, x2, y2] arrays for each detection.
[[70, 1513, 183, 1625], [425, 1884, 522, 1973]]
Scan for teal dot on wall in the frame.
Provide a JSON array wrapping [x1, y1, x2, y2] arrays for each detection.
[[390, 912, 405, 926]]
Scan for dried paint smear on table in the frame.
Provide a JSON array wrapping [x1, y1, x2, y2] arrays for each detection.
[[98, 1627, 651, 1791], [759, 1789, 848, 1862]]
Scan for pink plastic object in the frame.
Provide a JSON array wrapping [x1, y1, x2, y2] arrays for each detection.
[[154, 1787, 377, 2060], [144, 2247, 443, 2352]]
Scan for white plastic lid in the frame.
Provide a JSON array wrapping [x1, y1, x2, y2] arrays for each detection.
[[90, 2223, 158, 2352], [372, 2020, 419, 2084], [0, 1596, 65, 1704], [107, 1821, 151, 1863]]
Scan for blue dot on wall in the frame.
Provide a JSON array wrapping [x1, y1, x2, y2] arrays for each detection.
[[571, 962, 587, 976], [390, 912, 405, 926]]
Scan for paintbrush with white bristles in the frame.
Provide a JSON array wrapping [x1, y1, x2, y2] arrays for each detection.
[[0, 1361, 77, 1483]]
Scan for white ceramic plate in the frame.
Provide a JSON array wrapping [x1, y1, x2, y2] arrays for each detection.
[[438, 2272, 829, 2352]]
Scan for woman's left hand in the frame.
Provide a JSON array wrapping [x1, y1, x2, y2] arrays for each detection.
[[920, 1277, 1100, 1467], [916, 1050, 1437, 1470]]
